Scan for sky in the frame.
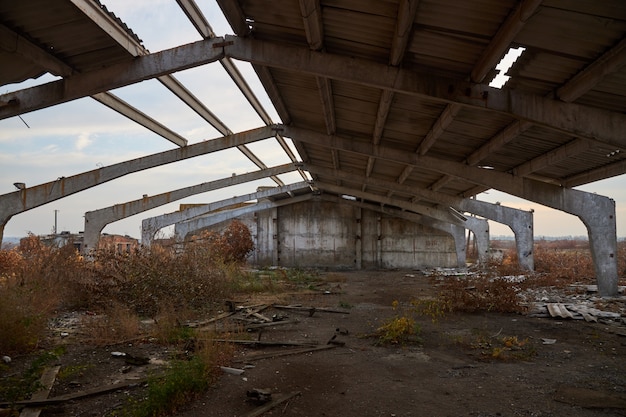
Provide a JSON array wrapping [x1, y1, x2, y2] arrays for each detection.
[[1, 0, 625, 242]]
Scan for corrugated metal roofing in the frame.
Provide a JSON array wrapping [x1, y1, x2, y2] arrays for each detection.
[[1, 0, 625, 215]]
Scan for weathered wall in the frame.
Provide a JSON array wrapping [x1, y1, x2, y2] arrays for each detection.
[[193, 198, 458, 269], [273, 199, 357, 268], [360, 211, 457, 269]]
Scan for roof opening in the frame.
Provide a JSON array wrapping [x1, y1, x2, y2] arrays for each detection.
[[489, 46, 526, 89]]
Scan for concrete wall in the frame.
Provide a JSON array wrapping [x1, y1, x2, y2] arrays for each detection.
[[360, 211, 457, 269], [193, 198, 457, 269]]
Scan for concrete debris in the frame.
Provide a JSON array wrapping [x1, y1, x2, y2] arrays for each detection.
[[220, 366, 245, 375], [528, 302, 624, 325], [246, 388, 272, 404]]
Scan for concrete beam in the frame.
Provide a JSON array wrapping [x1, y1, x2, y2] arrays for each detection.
[[143, 182, 311, 245], [5, 36, 626, 149], [0, 126, 276, 242], [390, 0, 420, 66], [557, 37, 626, 103], [91, 93, 188, 147], [288, 126, 615, 294], [0, 23, 74, 77], [83, 163, 299, 251], [224, 37, 626, 149], [299, 0, 324, 51], [306, 162, 534, 270], [320, 194, 468, 268], [315, 182, 490, 264], [174, 193, 314, 240], [470, 0, 543, 83], [0, 37, 225, 119]]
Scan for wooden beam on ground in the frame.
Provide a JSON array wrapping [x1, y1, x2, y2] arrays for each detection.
[[241, 391, 301, 417], [233, 345, 336, 362], [1, 380, 144, 409], [19, 366, 60, 417]]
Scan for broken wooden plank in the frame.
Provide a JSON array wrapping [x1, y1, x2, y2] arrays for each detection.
[[250, 312, 273, 323], [241, 391, 301, 417], [0, 380, 145, 408], [20, 365, 60, 417], [185, 311, 236, 328], [233, 345, 337, 362], [244, 320, 297, 331], [273, 305, 350, 315], [207, 339, 318, 347]]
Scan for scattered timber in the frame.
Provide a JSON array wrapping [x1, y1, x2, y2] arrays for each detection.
[[207, 339, 319, 347], [233, 345, 337, 362], [19, 365, 60, 417], [241, 391, 301, 417], [272, 304, 350, 316]]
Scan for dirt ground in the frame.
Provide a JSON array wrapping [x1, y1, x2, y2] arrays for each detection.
[[3, 269, 626, 417]]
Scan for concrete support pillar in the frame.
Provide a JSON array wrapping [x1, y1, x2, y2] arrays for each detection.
[[461, 200, 534, 270], [464, 217, 490, 265], [579, 195, 618, 297], [449, 224, 467, 268], [525, 183, 618, 297]]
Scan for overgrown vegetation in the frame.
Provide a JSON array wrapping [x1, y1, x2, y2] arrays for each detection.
[[0, 221, 327, 416], [1, 233, 625, 412], [0, 221, 252, 415], [116, 339, 233, 417], [453, 329, 537, 362], [0, 347, 65, 404], [434, 239, 626, 314], [374, 300, 420, 345]]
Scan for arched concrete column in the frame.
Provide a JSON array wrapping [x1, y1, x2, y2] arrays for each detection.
[[141, 182, 310, 246], [82, 164, 298, 252], [303, 163, 532, 270], [174, 194, 314, 240], [0, 126, 276, 243], [523, 183, 618, 296], [577, 193, 618, 297], [461, 200, 534, 270], [292, 128, 619, 295], [464, 216, 490, 265]]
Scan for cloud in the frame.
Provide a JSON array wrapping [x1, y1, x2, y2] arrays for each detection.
[[75, 133, 93, 151]]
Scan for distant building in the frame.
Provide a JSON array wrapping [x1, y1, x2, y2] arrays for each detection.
[[37, 232, 139, 253]]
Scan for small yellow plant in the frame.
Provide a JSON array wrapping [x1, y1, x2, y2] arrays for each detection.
[[411, 298, 451, 323], [375, 301, 420, 345]]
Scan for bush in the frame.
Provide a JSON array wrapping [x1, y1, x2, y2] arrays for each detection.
[[187, 220, 254, 264]]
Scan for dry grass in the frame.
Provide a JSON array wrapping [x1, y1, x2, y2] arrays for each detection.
[[1, 235, 624, 354], [0, 222, 256, 354], [436, 239, 626, 314]]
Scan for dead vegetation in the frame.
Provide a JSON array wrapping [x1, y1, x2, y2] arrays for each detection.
[[0, 233, 625, 416]]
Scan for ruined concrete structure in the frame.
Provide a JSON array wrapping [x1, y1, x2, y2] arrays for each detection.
[[194, 199, 459, 269], [1, 1, 625, 296]]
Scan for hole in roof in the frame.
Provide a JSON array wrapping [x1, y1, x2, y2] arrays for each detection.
[[488, 46, 526, 89], [341, 195, 357, 201]]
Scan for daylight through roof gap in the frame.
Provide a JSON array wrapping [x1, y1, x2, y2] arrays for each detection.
[[488, 46, 526, 89]]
